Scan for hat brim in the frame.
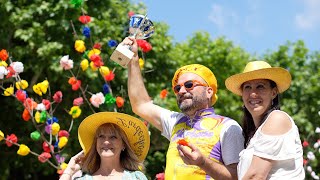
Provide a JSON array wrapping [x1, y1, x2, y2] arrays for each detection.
[[78, 112, 150, 162], [225, 67, 291, 96]]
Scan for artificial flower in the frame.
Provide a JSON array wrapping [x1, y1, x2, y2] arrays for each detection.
[[104, 94, 116, 105], [139, 58, 144, 69], [80, 59, 89, 71], [0, 61, 8, 67], [40, 111, 47, 123], [137, 39, 152, 53], [58, 130, 69, 138], [60, 55, 74, 70], [68, 77, 77, 85], [35, 111, 41, 123], [93, 43, 101, 49], [160, 89, 168, 99], [303, 140, 309, 147], [72, 79, 81, 91], [38, 152, 51, 163], [60, 162, 68, 170], [0, 49, 8, 61], [15, 80, 29, 90], [0, 66, 8, 79], [42, 99, 51, 110], [90, 61, 98, 71], [6, 66, 15, 78], [36, 103, 46, 111], [6, 134, 18, 147], [24, 98, 38, 110], [90, 92, 105, 108], [103, 83, 110, 94], [51, 123, 60, 136], [74, 40, 86, 53], [4, 86, 14, 96], [107, 40, 117, 48], [17, 144, 30, 156], [128, 11, 135, 18], [30, 131, 41, 141], [73, 97, 83, 106], [22, 109, 31, 121], [33, 84, 43, 96], [90, 54, 103, 67], [82, 50, 89, 59], [116, 96, 124, 108], [58, 137, 68, 148], [56, 154, 66, 164], [104, 71, 115, 81], [16, 90, 27, 102], [0, 130, 4, 141], [45, 125, 51, 134], [316, 127, 320, 133], [99, 66, 110, 76], [42, 142, 53, 153], [47, 117, 58, 125], [69, 106, 81, 118], [53, 91, 63, 103], [82, 26, 90, 38], [40, 80, 49, 94], [78, 15, 91, 24], [156, 172, 165, 180], [10, 62, 24, 75], [88, 49, 101, 58], [70, 0, 83, 8]]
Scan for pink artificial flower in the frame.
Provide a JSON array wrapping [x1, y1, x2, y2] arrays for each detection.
[[128, 11, 135, 18], [93, 43, 102, 50], [156, 172, 165, 180], [79, 15, 91, 24], [10, 62, 24, 75], [16, 90, 27, 102], [72, 80, 81, 91], [6, 134, 18, 147], [90, 92, 105, 108], [73, 97, 83, 106], [42, 142, 53, 153], [58, 130, 69, 138], [42, 99, 51, 110], [6, 66, 15, 78], [303, 140, 309, 147], [53, 91, 63, 103], [38, 152, 52, 163], [59, 55, 74, 70]]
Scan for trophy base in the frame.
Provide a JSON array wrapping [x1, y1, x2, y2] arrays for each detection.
[[110, 44, 135, 68]]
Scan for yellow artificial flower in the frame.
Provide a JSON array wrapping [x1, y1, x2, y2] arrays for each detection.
[[139, 58, 145, 69], [35, 111, 41, 123], [99, 66, 110, 76], [15, 80, 29, 90], [88, 48, 101, 58], [17, 144, 30, 156], [51, 123, 60, 136], [0, 61, 8, 67], [33, 84, 42, 96], [80, 59, 89, 71], [4, 86, 14, 96], [69, 106, 81, 119], [60, 162, 68, 170], [58, 137, 68, 148], [0, 130, 4, 141], [75, 40, 86, 53], [39, 80, 49, 94], [90, 62, 98, 71]]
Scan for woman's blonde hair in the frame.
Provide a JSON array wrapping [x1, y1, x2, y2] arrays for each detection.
[[81, 123, 144, 174]]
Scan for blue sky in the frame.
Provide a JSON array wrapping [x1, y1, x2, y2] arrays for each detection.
[[131, 0, 320, 55]]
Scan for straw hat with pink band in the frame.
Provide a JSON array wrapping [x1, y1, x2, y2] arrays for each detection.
[[225, 61, 292, 96], [172, 64, 218, 105], [78, 112, 150, 162]]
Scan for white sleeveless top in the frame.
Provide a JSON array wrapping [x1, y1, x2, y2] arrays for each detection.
[[237, 110, 305, 179]]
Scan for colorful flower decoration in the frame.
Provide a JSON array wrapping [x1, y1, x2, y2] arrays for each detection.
[[102, 83, 110, 94], [75, 40, 86, 53], [160, 89, 168, 99], [104, 71, 115, 81], [22, 109, 31, 121], [0, 130, 4, 141], [70, 0, 83, 8], [6, 134, 18, 147], [4, 86, 14, 96], [0, 66, 8, 79], [17, 144, 30, 156], [15, 80, 29, 90], [60, 55, 74, 70], [58, 137, 68, 148], [51, 123, 60, 136], [0, 49, 9, 61], [80, 59, 89, 71], [38, 152, 51, 163], [99, 66, 110, 76], [116, 96, 124, 108], [73, 97, 83, 106], [69, 106, 82, 118], [90, 92, 105, 108], [93, 43, 101, 50], [30, 131, 41, 141], [78, 15, 91, 24], [137, 39, 152, 53], [105, 94, 116, 105], [139, 58, 144, 69], [128, 11, 135, 18], [82, 26, 91, 38], [107, 40, 118, 48]]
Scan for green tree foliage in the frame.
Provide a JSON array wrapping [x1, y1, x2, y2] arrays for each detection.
[[0, 0, 319, 179]]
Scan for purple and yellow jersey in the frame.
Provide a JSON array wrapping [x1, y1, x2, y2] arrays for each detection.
[[165, 108, 231, 180]]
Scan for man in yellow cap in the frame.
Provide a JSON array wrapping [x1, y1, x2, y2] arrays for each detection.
[[123, 37, 244, 180]]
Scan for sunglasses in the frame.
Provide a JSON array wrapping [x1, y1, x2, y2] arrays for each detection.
[[173, 80, 208, 94]]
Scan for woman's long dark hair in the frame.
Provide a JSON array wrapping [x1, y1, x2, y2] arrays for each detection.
[[242, 80, 280, 148]]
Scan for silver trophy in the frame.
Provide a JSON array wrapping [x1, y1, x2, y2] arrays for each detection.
[[110, 14, 155, 68]]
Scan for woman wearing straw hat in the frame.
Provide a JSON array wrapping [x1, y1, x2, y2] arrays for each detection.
[[60, 112, 150, 180], [225, 61, 305, 179]]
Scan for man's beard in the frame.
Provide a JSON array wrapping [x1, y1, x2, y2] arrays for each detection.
[[177, 90, 207, 114]]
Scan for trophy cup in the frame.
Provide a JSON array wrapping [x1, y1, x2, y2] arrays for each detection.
[[110, 14, 155, 68]]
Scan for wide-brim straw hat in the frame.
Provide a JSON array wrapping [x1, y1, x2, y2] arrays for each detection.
[[78, 112, 150, 162], [225, 61, 291, 96], [172, 64, 218, 105]]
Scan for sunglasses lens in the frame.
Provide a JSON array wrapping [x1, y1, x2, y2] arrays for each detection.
[[174, 85, 181, 93], [184, 81, 194, 89]]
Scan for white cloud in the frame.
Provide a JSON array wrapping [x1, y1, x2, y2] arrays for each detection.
[[295, 0, 320, 30]]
